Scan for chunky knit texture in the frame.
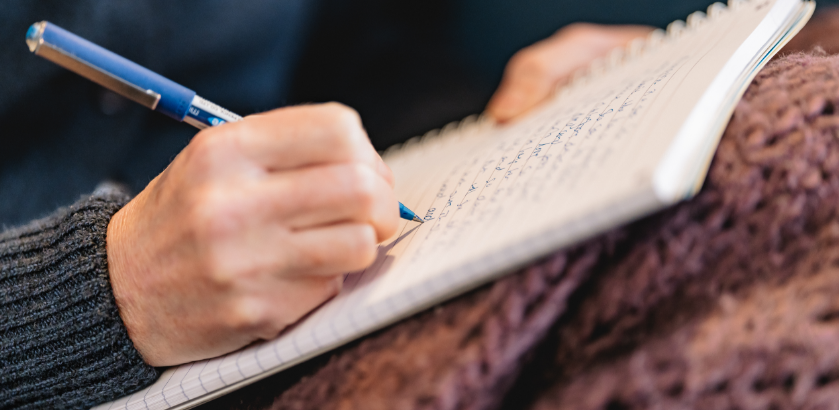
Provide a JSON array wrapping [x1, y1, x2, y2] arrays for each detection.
[[197, 47, 839, 410], [0, 188, 158, 410], [526, 50, 839, 409]]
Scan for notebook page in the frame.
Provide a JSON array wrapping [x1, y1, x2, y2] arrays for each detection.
[[368, 0, 809, 303], [653, 0, 814, 201], [96, 1, 811, 409]]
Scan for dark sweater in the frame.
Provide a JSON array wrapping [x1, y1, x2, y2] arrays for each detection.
[[0, 186, 157, 409]]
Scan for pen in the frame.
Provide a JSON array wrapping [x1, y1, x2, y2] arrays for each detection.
[[26, 21, 423, 224]]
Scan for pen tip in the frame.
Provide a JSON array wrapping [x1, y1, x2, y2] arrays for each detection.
[[413, 216, 424, 224]]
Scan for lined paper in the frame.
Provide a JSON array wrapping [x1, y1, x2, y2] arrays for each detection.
[[94, 1, 813, 408]]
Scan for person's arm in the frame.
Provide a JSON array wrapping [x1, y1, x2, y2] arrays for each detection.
[[1, 103, 398, 409], [0, 186, 158, 409]]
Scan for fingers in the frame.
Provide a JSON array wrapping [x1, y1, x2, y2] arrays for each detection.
[[285, 223, 380, 276], [212, 224, 374, 339], [487, 24, 653, 123], [373, 155, 395, 188], [114, 100, 404, 365], [214, 102, 395, 187], [256, 163, 399, 240], [225, 275, 344, 340]]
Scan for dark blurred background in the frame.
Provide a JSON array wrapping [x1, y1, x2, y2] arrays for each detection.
[[291, 0, 724, 149], [290, 0, 838, 149], [1, 0, 837, 226]]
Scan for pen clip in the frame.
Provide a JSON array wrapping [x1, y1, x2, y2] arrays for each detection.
[[27, 21, 162, 110]]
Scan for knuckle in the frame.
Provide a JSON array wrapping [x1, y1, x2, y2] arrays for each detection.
[[526, 52, 552, 76], [323, 102, 362, 129], [321, 103, 367, 159], [227, 298, 271, 333], [560, 22, 597, 39], [344, 165, 379, 214], [185, 187, 249, 287], [185, 127, 244, 177], [380, 210, 400, 240], [296, 241, 330, 271], [348, 225, 378, 270], [202, 250, 250, 290], [206, 266, 237, 289], [199, 244, 235, 288], [508, 49, 530, 70], [331, 133, 361, 161], [189, 127, 235, 162], [189, 186, 242, 240], [510, 49, 549, 78]]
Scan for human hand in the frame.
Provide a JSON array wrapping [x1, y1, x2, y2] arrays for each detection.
[[486, 23, 654, 123], [106, 103, 400, 366]]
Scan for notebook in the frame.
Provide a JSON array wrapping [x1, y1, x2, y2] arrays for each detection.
[[95, 0, 814, 408]]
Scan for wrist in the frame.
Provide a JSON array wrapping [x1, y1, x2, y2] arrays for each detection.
[[106, 193, 153, 362]]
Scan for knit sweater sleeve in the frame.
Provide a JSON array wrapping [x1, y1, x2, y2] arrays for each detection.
[[0, 188, 159, 410]]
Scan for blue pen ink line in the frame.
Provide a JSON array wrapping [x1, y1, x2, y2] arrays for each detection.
[[561, 81, 654, 190], [477, 83, 631, 226], [442, 128, 544, 247]]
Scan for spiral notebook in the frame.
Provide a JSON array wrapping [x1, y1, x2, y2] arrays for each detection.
[[96, 0, 814, 408]]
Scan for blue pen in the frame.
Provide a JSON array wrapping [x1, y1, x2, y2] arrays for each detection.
[[26, 21, 423, 224]]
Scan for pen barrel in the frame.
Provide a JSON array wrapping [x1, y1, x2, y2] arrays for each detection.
[[34, 22, 196, 121]]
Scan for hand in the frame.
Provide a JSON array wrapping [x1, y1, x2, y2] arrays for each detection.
[[486, 23, 654, 123], [106, 103, 400, 366]]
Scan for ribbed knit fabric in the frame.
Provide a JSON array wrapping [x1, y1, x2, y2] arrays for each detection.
[[0, 187, 158, 410]]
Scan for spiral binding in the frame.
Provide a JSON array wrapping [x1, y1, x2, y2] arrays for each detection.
[[381, 113, 486, 158], [382, 0, 748, 160]]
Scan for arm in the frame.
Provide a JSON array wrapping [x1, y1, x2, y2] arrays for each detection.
[[2, 103, 398, 408]]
